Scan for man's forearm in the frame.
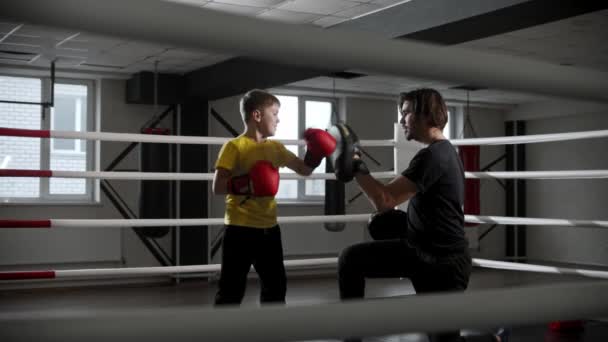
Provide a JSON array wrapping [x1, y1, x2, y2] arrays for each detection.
[[355, 174, 393, 211]]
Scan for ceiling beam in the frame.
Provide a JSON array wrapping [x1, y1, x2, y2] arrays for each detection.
[[185, 57, 328, 100], [2, 0, 608, 102], [401, 0, 608, 44]]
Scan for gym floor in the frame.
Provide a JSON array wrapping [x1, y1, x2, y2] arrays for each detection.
[[1, 267, 607, 341]]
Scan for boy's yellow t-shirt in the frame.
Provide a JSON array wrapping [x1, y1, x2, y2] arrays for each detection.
[[215, 135, 296, 228]]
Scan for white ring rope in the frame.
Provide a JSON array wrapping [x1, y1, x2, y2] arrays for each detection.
[[465, 215, 608, 228], [49, 130, 233, 145], [450, 129, 608, 146], [5, 170, 608, 181], [40, 129, 391, 148], [34, 214, 608, 229], [465, 170, 608, 179], [58, 257, 338, 278], [3, 127, 608, 147], [38, 170, 395, 180], [1, 280, 607, 342], [472, 259, 608, 279], [2, 257, 608, 280], [47, 214, 370, 228]]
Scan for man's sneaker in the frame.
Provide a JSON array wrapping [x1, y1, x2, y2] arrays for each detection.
[[494, 327, 511, 342]]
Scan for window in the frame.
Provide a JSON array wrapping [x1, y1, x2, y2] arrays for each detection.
[[51, 85, 88, 153], [0, 75, 96, 202], [274, 95, 334, 202], [445, 107, 453, 140]]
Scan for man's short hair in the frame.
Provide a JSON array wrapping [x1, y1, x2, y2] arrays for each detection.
[[240, 89, 280, 123], [399, 88, 448, 130]]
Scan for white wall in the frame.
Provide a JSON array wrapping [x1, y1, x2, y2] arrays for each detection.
[[0, 79, 171, 270], [98, 79, 173, 267], [521, 109, 608, 266], [465, 106, 509, 259], [453, 100, 608, 266]]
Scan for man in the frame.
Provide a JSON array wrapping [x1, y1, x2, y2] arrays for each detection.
[[334, 88, 507, 342]]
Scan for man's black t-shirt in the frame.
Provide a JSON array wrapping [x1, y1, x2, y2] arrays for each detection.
[[401, 140, 468, 255]]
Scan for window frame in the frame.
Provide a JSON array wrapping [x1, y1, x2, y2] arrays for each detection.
[[445, 105, 456, 140], [0, 75, 97, 204], [275, 94, 337, 204]]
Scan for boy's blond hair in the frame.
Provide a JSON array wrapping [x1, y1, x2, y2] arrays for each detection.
[[240, 89, 280, 123]]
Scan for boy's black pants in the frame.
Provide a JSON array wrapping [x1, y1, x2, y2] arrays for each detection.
[[215, 225, 286, 305]]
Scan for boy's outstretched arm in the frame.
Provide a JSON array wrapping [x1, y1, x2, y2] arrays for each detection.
[[285, 157, 313, 176]]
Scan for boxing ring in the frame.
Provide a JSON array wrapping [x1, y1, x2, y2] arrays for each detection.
[[2, 123, 608, 340], [1, 0, 608, 340]]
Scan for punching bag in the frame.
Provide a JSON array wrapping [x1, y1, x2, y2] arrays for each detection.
[[139, 128, 171, 238], [324, 156, 345, 232], [459, 145, 480, 227]]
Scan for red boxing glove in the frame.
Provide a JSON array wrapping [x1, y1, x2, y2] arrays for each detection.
[[303, 128, 337, 169], [228, 160, 279, 197]]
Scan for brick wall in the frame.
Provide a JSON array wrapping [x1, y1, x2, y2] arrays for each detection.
[[0, 76, 88, 198], [0, 76, 42, 197], [50, 152, 87, 194]]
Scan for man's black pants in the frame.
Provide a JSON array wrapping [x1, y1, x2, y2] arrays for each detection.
[[338, 239, 498, 342]]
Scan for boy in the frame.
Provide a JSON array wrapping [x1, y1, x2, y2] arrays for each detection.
[[212, 89, 336, 305]]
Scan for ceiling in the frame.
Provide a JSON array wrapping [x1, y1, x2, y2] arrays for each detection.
[[0, 0, 409, 74], [288, 7, 608, 105], [0, 0, 606, 105]]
